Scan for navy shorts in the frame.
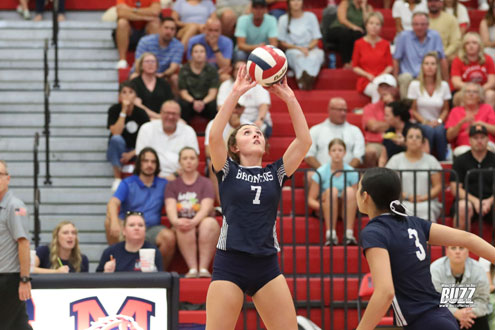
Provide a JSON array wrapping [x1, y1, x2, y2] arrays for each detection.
[[405, 307, 459, 330], [211, 249, 281, 296]]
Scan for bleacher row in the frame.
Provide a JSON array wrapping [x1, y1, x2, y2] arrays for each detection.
[[2, 0, 494, 329]]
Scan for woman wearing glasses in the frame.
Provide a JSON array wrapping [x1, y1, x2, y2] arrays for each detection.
[[206, 65, 311, 329], [96, 212, 163, 272]]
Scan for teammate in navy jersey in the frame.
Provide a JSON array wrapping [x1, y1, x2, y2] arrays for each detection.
[[356, 168, 495, 330], [205, 65, 312, 330]]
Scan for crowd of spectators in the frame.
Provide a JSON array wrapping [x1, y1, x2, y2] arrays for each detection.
[[49, 0, 495, 275]]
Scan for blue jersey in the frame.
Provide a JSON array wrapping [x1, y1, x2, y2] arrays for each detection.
[[215, 158, 288, 256], [361, 214, 441, 327]]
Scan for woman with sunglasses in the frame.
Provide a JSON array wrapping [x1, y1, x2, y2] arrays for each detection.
[[355, 167, 495, 330], [205, 65, 311, 329], [96, 212, 163, 272]]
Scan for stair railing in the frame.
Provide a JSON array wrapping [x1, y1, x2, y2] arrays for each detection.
[[33, 132, 41, 248], [51, 0, 60, 88], [43, 39, 52, 185]]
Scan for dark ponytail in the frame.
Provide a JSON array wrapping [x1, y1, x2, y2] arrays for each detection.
[[360, 168, 407, 216]]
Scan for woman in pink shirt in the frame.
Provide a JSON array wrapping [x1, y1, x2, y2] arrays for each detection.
[[446, 82, 495, 156]]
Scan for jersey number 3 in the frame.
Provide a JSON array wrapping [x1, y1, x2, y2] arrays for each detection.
[[251, 186, 261, 204], [408, 228, 426, 261]]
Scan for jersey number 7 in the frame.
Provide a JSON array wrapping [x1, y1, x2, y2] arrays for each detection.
[[408, 228, 426, 261], [251, 186, 261, 205]]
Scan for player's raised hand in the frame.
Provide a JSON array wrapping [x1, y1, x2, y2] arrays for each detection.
[[232, 64, 256, 95], [265, 76, 295, 103]]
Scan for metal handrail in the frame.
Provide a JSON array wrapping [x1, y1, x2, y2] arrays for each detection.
[[43, 39, 52, 185], [51, 0, 60, 88], [33, 133, 41, 248]]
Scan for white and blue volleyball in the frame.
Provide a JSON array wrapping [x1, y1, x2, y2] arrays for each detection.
[[247, 45, 288, 87]]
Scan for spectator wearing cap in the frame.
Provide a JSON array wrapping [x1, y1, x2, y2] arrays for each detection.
[[352, 11, 393, 102], [451, 124, 495, 230], [408, 51, 451, 161], [115, 0, 162, 69], [132, 16, 184, 93], [107, 81, 150, 192], [427, 0, 461, 62], [362, 74, 398, 167], [234, 0, 278, 62], [187, 18, 234, 82], [446, 82, 495, 157], [393, 12, 448, 99], [305, 97, 365, 171]]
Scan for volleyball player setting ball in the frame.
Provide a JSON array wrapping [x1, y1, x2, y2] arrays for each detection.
[[205, 46, 311, 330], [356, 168, 495, 330]]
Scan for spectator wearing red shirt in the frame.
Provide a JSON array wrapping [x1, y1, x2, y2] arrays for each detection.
[[115, 0, 162, 69], [352, 12, 393, 103], [451, 32, 495, 108], [362, 74, 397, 167], [446, 82, 495, 156]]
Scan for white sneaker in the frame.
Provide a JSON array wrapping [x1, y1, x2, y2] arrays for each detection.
[[116, 59, 128, 69], [111, 178, 122, 192], [23, 10, 31, 20], [16, 5, 23, 14]]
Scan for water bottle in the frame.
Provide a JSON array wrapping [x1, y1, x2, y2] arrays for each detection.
[[328, 53, 336, 69]]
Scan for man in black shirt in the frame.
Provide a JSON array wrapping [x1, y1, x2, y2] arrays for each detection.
[[451, 124, 495, 230], [107, 81, 150, 191]]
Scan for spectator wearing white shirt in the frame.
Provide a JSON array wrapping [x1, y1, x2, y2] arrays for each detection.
[[305, 97, 365, 171], [216, 60, 272, 136], [392, 0, 427, 37], [136, 100, 199, 179]]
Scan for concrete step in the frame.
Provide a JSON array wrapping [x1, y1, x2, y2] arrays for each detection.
[[0, 112, 107, 126], [2, 151, 106, 162], [0, 81, 118, 90], [36, 203, 107, 215], [0, 29, 114, 41], [0, 48, 118, 61], [0, 90, 116, 104], [0, 137, 107, 152], [0, 60, 116, 70], [0, 127, 107, 137], [29, 214, 105, 232], [15, 187, 112, 204], [0, 39, 115, 49], [11, 176, 113, 188], [79, 244, 107, 262], [0, 112, 106, 127], [0, 69, 118, 82], [0, 20, 116, 30], [7, 161, 112, 177], [0, 103, 109, 113]]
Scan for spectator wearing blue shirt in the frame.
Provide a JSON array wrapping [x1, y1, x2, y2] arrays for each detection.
[[105, 147, 176, 270], [307, 138, 359, 246], [132, 17, 185, 93], [33, 221, 89, 274], [234, 0, 278, 61], [393, 12, 448, 99], [187, 18, 234, 82], [97, 213, 164, 272]]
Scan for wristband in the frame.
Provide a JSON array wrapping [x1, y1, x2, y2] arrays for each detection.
[[119, 113, 127, 118], [20, 276, 32, 283]]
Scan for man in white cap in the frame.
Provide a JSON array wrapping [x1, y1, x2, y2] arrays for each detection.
[[362, 74, 397, 167]]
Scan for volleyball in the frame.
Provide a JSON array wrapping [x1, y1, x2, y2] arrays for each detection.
[[247, 45, 288, 87]]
